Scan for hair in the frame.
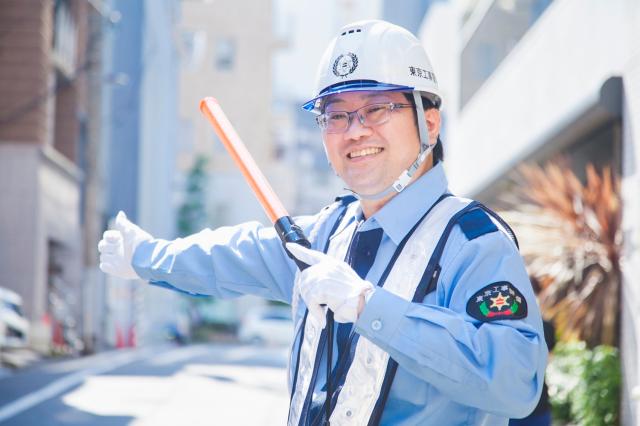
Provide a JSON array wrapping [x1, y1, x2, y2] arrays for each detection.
[[402, 92, 444, 164]]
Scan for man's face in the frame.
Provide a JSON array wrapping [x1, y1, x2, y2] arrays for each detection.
[[321, 90, 436, 197]]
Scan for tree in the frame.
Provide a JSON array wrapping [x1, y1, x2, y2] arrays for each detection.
[[177, 154, 209, 237], [499, 161, 622, 347]]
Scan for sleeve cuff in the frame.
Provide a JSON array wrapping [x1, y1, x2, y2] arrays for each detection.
[[148, 280, 209, 297], [131, 239, 155, 281], [355, 287, 411, 345]]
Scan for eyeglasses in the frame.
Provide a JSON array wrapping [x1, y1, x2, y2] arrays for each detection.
[[316, 103, 413, 134]]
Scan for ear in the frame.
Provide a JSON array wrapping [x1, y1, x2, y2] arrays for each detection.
[[423, 108, 441, 144]]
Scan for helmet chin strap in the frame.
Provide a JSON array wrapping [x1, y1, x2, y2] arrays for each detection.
[[346, 90, 434, 201]]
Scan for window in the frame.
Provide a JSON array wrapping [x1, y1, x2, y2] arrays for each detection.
[[215, 38, 235, 71], [52, 0, 77, 77], [181, 31, 207, 70]]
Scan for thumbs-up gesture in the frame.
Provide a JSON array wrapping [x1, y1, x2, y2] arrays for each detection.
[[286, 243, 375, 328], [98, 211, 153, 279]]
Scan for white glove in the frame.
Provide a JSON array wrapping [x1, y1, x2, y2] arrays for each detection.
[[98, 211, 153, 280], [286, 243, 375, 329]]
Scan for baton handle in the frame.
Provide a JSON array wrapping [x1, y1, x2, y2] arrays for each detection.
[[275, 216, 311, 271]]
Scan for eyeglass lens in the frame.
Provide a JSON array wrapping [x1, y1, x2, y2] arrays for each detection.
[[319, 103, 403, 133]]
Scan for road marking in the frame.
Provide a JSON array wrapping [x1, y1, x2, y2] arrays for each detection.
[[0, 347, 158, 423]]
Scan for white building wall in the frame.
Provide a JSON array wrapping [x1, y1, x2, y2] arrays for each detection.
[[620, 5, 640, 420], [0, 145, 43, 320], [272, 0, 383, 214], [443, 0, 640, 423], [177, 0, 275, 228], [449, 0, 633, 195], [273, 0, 383, 102], [40, 146, 83, 327], [0, 144, 83, 325], [138, 0, 179, 239], [417, 0, 461, 158], [137, 0, 184, 344]]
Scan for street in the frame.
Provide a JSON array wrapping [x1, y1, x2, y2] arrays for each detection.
[[0, 344, 290, 425]]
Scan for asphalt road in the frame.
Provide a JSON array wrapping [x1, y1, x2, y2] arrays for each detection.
[[0, 343, 290, 425]]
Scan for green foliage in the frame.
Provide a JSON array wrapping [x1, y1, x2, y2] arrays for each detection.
[[547, 342, 621, 425], [176, 155, 217, 320], [177, 155, 209, 237], [500, 162, 622, 347], [547, 342, 587, 422], [573, 345, 621, 425]]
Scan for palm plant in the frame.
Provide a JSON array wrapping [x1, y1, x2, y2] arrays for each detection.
[[499, 160, 622, 347]]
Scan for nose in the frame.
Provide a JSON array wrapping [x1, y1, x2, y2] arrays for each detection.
[[344, 112, 373, 140]]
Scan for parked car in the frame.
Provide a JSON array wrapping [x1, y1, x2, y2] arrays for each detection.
[[238, 305, 293, 346], [0, 287, 29, 350]]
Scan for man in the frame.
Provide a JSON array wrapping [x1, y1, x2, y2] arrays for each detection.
[[99, 20, 547, 425]]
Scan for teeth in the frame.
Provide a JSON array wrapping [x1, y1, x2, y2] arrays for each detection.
[[349, 147, 382, 158]]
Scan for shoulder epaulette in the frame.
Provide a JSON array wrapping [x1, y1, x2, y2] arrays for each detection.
[[457, 208, 498, 241]]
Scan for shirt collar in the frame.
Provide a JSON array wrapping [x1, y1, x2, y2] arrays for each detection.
[[357, 162, 450, 245]]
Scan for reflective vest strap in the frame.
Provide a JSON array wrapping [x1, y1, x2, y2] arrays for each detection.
[[331, 196, 472, 425], [477, 203, 519, 250], [366, 201, 518, 425], [287, 196, 356, 424], [367, 201, 482, 425]]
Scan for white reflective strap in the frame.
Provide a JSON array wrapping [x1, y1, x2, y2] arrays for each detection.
[[287, 220, 357, 426], [330, 196, 472, 425], [290, 200, 345, 329], [288, 316, 323, 426]]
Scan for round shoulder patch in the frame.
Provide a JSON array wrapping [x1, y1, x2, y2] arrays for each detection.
[[466, 281, 528, 322]]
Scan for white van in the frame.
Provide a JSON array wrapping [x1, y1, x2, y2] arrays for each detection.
[[0, 287, 29, 349]]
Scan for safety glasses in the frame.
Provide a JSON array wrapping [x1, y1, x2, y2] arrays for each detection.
[[316, 103, 412, 134]]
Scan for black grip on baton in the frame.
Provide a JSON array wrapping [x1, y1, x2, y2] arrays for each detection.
[[275, 216, 311, 271]]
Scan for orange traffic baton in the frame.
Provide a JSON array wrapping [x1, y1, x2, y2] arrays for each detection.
[[199, 97, 311, 264], [201, 97, 341, 420]]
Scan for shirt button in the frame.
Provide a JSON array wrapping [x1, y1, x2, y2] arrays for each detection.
[[346, 409, 353, 417], [371, 319, 382, 331], [366, 356, 373, 365]]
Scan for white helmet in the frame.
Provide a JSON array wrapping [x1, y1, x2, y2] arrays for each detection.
[[302, 20, 442, 113], [304, 20, 442, 201]]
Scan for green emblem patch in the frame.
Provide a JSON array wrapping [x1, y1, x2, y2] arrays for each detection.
[[466, 281, 528, 322]]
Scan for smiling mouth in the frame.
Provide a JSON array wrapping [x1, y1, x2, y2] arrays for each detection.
[[347, 147, 384, 159]]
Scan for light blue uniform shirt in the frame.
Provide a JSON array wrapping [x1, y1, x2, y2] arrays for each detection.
[[133, 163, 547, 425]]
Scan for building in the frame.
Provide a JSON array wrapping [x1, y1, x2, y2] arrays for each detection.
[[177, 0, 278, 226], [0, 0, 187, 352], [272, 0, 384, 214], [420, 0, 639, 422], [175, 0, 278, 318], [101, 0, 185, 346], [0, 0, 109, 353], [382, 0, 433, 34]]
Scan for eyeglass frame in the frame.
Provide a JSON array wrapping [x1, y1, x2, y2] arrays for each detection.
[[315, 102, 414, 134]]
